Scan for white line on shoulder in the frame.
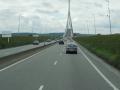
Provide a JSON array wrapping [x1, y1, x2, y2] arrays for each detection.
[[79, 47, 119, 90], [0, 51, 42, 72]]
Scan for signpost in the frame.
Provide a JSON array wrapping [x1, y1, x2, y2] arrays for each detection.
[[33, 34, 39, 41], [2, 31, 12, 43], [33, 34, 39, 38]]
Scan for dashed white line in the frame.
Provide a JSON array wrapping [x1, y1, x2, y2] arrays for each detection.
[[78, 47, 119, 90], [39, 85, 44, 90], [54, 61, 58, 65]]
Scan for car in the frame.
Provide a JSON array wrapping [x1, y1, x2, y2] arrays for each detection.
[[46, 39, 51, 42], [32, 40, 39, 45], [59, 41, 64, 45], [66, 43, 77, 54]]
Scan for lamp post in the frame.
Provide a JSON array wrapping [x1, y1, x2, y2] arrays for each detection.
[[18, 15, 21, 33], [31, 21, 34, 34], [93, 14, 97, 34], [87, 21, 89, 34], [107, 0, 112, 34]]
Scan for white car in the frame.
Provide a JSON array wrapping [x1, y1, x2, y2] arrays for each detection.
[[32, 40, 39, 45]]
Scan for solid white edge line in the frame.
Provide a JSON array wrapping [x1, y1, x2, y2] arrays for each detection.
[[78, 47, 119, 90], [0, 50, 43, 72], [39, 85, 44, 90], [0, 42, 56, 72]]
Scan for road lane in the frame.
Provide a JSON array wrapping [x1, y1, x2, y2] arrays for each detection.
[[78, 47, 119, 90], [77, 43, 120, 89], [0, 43, 44, 58], [43, 45, 115, 90], [0, 40, 56, 58], [0, 44, 60, 90], [0, 43, 120, 90]]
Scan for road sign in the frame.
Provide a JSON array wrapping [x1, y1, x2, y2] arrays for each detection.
[[33, 34, 39, 37], [2, 31, 12, 38], [2, 31, 12, 43]]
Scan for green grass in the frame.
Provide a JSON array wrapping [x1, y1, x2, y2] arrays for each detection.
[[0, 35, 58, 49], [74, 34, 120, 70]]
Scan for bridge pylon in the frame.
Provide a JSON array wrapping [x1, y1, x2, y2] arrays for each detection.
[[64, 0, 73, 39]]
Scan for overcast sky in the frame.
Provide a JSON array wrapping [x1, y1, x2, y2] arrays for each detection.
[[0, 0, 120, 34]]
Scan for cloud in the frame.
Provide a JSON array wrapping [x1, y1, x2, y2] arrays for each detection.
[[35, 9, 59, 15], [94, 2, 103, 8], [0, 0, 120, 34]]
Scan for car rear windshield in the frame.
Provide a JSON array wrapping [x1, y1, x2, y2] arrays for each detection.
[[68, 44, 77, 47]]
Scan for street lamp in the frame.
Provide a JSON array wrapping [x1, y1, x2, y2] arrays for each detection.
[[18, 14, 21, 33], [87, 21, 90, 34], [93, 14, 97, 34], [107, 0, 112, 34]]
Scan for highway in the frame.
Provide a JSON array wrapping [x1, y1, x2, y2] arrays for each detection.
[[0, 42, 120, 90], [0, 41, 56, 58]]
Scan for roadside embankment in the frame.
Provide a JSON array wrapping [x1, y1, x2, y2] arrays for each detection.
[[74, 34, 120, 70]]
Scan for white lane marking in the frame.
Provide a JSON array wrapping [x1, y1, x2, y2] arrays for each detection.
[[78, 47, 119, 90], [54, 61, 58, 65], [39, 85, 44, 90], [0, 51, 43, 72]]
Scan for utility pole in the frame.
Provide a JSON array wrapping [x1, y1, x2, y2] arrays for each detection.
[[84, 24, 86, 34], [32, 26, 34, 35], [93, 14, 97, 34], [18, 15, 21, 33], [87, 21, 89, 34], [107, 0, 112, 34], [32, 21, 34, 34]]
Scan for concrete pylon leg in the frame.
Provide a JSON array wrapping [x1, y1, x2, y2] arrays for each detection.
[[63, 0, 73, 39]]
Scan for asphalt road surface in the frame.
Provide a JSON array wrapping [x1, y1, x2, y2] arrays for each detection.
[[0, 41, 55, 58], [0, 42, 120, 90]]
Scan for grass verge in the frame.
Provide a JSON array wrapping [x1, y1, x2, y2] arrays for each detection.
[[74, 34, 120, 70]]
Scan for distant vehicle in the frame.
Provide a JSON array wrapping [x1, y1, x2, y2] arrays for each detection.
[[66, 43, 77, 54], [32, 40, 39, 45], [59, 41, 64, 45], [46, 39, 51, 42]]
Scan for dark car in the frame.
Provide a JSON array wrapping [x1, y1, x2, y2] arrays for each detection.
[[66, 43, 77, 54], [32, 40, 39, 45], [59, 41, 64, 45]]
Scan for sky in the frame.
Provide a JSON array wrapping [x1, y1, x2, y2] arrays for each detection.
[[0, 0, 120, 34]]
